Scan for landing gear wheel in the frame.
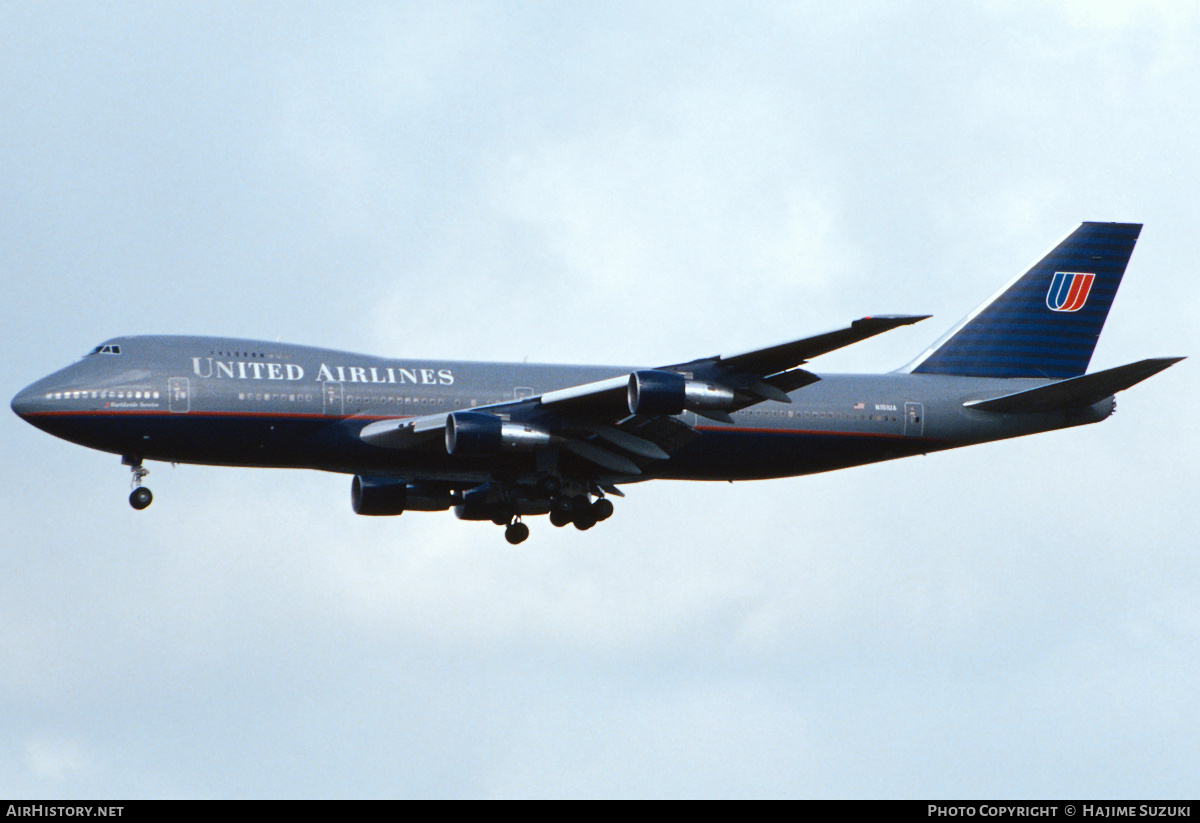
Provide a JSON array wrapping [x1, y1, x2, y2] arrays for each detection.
[[592, 498, 614, 521], [129, 487, 153, 510], [550, 495, 577, 528], [505, 521, 530, 545]]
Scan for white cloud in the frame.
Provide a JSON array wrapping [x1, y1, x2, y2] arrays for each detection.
[[25, 737, 93, 782]]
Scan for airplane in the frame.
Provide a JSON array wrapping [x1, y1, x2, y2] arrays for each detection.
[[11, 221, 1183, 544]]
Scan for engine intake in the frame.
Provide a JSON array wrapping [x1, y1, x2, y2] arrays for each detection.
[[352, 475, 408, 516], [627, 370, 736, 415]]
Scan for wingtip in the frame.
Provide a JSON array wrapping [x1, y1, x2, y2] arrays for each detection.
[[855, 314, 932, 328], [1139, 356, 1187, 369]]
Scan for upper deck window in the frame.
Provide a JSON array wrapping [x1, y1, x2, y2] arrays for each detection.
[[86, 344, 122, 356]]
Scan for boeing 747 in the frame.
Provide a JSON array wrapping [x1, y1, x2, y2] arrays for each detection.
[[11, 222, 1182, 543]]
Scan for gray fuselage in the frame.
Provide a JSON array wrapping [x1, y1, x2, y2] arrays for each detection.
[[12, 335, 1113, 486]]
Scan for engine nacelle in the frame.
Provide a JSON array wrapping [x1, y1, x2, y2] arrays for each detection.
[[454, 484, 552, 521], [627, 370, 737, 415], [445, 411, 552, 455], [351, 475, 408, 516], [352, 476, 455, 516]]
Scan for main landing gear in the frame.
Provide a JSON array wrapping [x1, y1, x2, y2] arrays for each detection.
[[500, 493, 612, 544], [484, 478, 617, 544], [124, 456, 153, 510], [548, 494, 614, 531]]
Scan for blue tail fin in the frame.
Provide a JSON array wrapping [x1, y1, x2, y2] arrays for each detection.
[[908, 222, 1142, 378]]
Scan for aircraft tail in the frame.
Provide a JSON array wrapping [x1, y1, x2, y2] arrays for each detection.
[[906, 222, 1142, 378]]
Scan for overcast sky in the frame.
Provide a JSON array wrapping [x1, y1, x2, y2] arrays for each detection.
[[2, 1, 1198, 798]]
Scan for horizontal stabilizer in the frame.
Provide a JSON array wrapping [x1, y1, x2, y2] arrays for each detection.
[[965, 357, 1184, 413]]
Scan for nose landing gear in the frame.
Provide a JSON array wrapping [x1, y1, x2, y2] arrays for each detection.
[[124, 456, 153, 510]]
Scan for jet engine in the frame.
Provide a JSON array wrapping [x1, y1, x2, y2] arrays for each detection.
[[351, 476, 455, 515], [444, 411, 552, 455], [627, 370, 737, 415], [453, 484, 551, 521]]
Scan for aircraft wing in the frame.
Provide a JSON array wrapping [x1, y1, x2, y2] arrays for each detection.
[[360, 314, 930, 476], [539, 314, 931, 417], [715, 314, 932, 374]]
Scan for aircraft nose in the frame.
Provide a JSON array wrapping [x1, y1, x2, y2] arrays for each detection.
[[11, 384, 39, 419]]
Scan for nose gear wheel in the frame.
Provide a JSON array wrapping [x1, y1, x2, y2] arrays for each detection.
[[125, 457, 153, 510]]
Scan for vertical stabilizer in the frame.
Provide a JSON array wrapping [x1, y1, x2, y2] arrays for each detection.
[[907, 222, 1142, 378]]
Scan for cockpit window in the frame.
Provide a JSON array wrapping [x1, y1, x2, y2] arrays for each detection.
[[86, 344, 122, 356]]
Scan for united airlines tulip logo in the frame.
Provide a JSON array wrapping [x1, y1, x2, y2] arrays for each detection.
[[1046, 271, 1096, 312]]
